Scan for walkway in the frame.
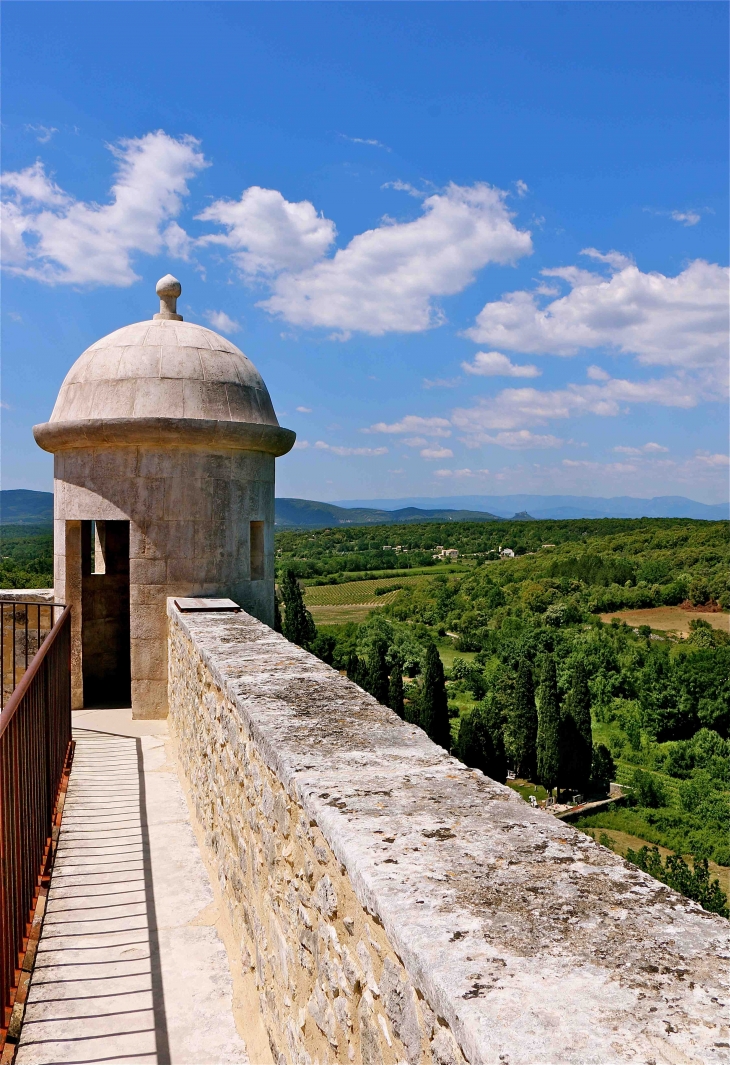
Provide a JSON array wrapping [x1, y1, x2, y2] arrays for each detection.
[[15, 709, 255, 1065]]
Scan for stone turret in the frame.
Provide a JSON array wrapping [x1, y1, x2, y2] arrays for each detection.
[[34, 275, 295, 718]]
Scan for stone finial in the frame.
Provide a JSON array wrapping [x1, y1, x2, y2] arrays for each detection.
[[154, 274, 183, 321]]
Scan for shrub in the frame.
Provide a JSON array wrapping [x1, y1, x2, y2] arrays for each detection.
[[631, 769, 668, 808], [590, 744, 615, 795], [626, 846, 728, 918]]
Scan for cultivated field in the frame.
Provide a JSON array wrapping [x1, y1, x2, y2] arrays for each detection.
[[303, 574, 428, 606], [600, 605, 730, 635]]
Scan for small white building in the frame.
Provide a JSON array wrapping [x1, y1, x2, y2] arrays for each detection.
[[500, 547, 515, 558]]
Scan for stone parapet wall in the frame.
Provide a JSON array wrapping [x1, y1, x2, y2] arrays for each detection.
[[167, 601, 730, 1065]]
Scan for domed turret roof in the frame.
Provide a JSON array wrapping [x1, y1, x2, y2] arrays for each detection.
[[34, 276, 294, 457], [49, 317, 278, 425]]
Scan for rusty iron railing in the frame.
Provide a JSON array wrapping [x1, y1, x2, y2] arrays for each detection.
[[1, 602, 66, 711], [0, 604, 73, 1054]]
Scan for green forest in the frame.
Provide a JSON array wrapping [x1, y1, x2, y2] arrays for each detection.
[[0, 526, 53, 588], [278, 517, 730, 915]]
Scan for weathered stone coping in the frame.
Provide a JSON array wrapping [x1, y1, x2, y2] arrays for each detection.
[[0, 589, 56, 603], [33, 416, 295, 456], [167, 602, 730, 1065]]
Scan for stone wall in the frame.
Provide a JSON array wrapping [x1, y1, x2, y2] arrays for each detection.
[[167, 601, 730, 1065]]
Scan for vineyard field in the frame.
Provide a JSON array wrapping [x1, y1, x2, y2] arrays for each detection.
[[303, 574, 428, 606]]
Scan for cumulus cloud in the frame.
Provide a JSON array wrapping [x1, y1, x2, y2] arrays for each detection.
[[451, 374, 704, 439], [613, 442, 669, 455], [433, 468, 489, 479], [515, 179, 529, 197], [365, 415, 452, 438], [462, 350, 540, 378], [422, 377, 461, 389], [203, 309, 240, 333], [1, 132, 207, 285], [692, 451, 729, 467], [197, 186, 336, 275], [420, 446, 454, 460], [463, 429, 564, 450], [259, 183, 532, 335], [296, 406, 312, 413], [562, 459, 638, 474], [314, 441, 387, 457], [466, 252, 729, 370], [25, 124, 58, 144], [671, 210, 701, 227], [382, 180, 425, 197]]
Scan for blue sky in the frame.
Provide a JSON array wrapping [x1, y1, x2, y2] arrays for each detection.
[[2, 1, 728, 502]]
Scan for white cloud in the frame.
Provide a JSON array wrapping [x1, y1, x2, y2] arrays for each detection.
[[203, 309, 240, 334], [197, 186, 336, 275], [587, 365, 610, 381], [613, 442, 669, 455], [1, 132, 207, 285], [463, 429, 564, 450], [365, 415, 451, 438], [563, 459, 638, 474], [515, 180, 529, 197], [580, 247, 633, 270], [433, 468, 489, 479], [462, 350, 540, 378], [259, 183, 532, 335], [313, 441, 387, 457], [7, 311, 22, 323], [25, 125, 58, 144], [296, 406, 313, 413], [382, 180, 425, 198], [341, 135, 390, 151], [404, 437, 428, 447], [451, 374, 703, 437], [466, 253, 729, 370], [671, 210, 701, 227], [2, 161, 69, 206], [422, 377, 461, 389], [692, 451, 729, 468], [420, 446, 454, 460]]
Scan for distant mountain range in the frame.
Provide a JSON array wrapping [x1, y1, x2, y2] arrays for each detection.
[[332, 494, 730, 522], [2, 489, 727, 528], [0, 490, 55, 525], [274, 498, 502, 527]]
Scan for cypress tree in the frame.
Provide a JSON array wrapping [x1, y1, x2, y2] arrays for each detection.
[[456, 697, 507, 783], [561, 660, 593, 793], [368, 637, 390, 705], [510, 656, 537, 780], [455, 711, 476, 765], [420, 643, 451, 750], [280, 569, 316, 649], [482, 696, 508, 784], [347, 653, 363, 687], [536, 655, 561, 798], [273, 594, 283, 634], [388, 652, 405, 718]]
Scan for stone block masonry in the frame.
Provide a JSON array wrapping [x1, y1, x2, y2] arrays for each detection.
[[167, 601, 730, 1065]]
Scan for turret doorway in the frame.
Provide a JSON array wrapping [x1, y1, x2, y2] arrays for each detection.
[[81, 520, 131, 707]]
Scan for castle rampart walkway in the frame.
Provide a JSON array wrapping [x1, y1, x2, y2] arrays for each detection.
[[15, 709, 262, 1065]]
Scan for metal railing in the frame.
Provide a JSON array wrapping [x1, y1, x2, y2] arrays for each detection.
[[0, 604, 72, 1052], [1, 602, 65, 711]]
